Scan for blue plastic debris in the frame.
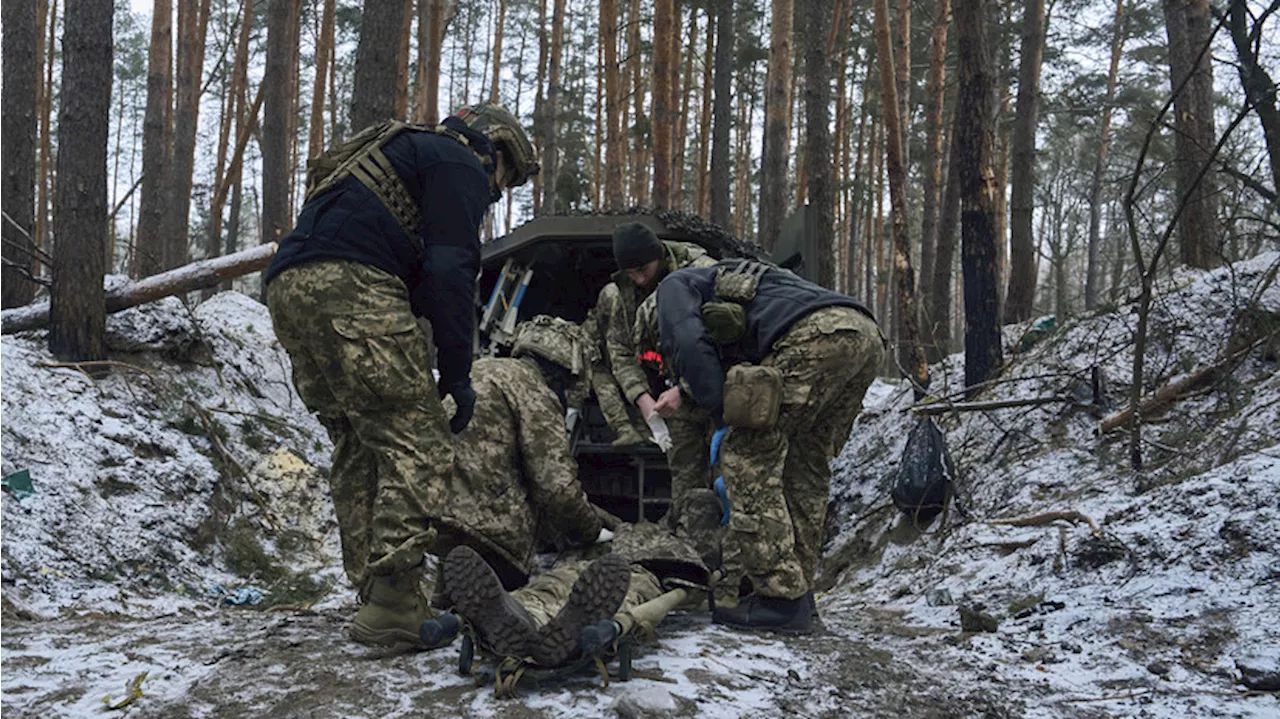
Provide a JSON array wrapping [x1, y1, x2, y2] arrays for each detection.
[[1, 470, 35, 500], [209, 584, 267, 605]]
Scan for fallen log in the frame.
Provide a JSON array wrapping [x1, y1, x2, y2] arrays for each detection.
[[910, 395, 1069, 415], [1, 242, 277, 335]]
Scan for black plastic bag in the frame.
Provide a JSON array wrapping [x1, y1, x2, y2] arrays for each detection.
[[891, 416, 955, 522]]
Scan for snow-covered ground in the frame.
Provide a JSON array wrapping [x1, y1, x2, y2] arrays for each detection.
[[3, 256, 1278, 717]]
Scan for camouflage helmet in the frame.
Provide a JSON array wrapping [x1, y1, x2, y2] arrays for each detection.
[[512, 315, 587, 375], [452, 103, 540, 188], [633, 292, 661, 355]]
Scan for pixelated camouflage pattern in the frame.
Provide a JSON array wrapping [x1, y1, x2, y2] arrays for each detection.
[[511, 560, 663, 628], [585, 288, 650, 442], [605, 241, 716, 405], [716, 307, 884, 604], [441, 357, 603, 582], [511, 314, 590, 376], [266, 260, 452, 586]]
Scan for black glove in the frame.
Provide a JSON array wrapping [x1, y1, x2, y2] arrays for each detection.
[[448, 383, 477, 434]]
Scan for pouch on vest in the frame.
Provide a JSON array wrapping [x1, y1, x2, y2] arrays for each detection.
[[701, 301, 746, 344], [714, 259, 770, 303], [722, 364, 783, 428]]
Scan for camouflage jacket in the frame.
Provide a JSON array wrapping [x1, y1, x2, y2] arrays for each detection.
[[441, 357, 602, 581], [605, 241, 717, 404]]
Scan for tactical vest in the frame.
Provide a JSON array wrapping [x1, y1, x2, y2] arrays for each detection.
[[304, 120, 475, 247]]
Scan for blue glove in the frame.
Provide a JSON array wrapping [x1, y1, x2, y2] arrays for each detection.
[[710, 427, 728, 466], [713, 476, 730, 526]]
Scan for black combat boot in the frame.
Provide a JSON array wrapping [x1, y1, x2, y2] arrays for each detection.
[[531, 554, 631, 667], [712, 594, 813, 635], [443, 546, 539, 658]]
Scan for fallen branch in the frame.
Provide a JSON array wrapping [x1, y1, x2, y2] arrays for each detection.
[[1100, 329, 1278, 433], [1, 242, 277, 334], [986, 510, 1100, 535], [911, 395, 1070, 415]]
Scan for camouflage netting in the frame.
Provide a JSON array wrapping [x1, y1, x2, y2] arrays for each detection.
[[554, 206, 770, 261]]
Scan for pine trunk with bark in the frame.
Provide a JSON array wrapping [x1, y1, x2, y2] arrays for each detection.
[[601, 0, 624, 206], [163, 0, 212, 271], [1005, 0, 1046, 323], [136, 0, 173, 278], [873, 0, 927, 390], [651, 0, 675, 208], [1162, 0, 1220, 269], [395, 0, 414, 119], [2, 0, 40, 307], [540, 0, 567, 214], [954, 0, 1002, 394], [491, 0, 507, 103], [49, 0, 113, 361], [416, 0, 449, 122], [929, 110, 960, 361], [1227, 0, 1280, 191], [696, 11, 715, 217], [919, 0, 950, 320], [310, 0, 335, 160], [262, 0, 300, 253], [709, 0, 733, 228], [352, 0, 407, 130], [673, 8, 697, 210], [1084, 0, 1125, 311], [757, 0, 794, 251]]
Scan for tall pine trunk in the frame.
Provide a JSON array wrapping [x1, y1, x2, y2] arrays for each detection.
[[919, 0, 950, 322], [1163, 0, 1220, 269], [651, 0, 674, 208], [2, 0, 40, 307], [352, 0, 407, 130], [540, 0, 567, 214], [310, 0, 335, 160], [709, 0, 733, 227], [49, 0, 112, 361], [601, 0, 624, 206], [136, 0, 173, 278], [262, 0, 300, 255], [1085, 0, 1125, 310], [491, 0, 507, 103], [1005, 0, 1046, 322], [756, 0, 794, 251], [35, 0, 58, 260], [695, 10, 715, 217], [954, 0, 1002, 393], [416, 0, 449, 122], [805, 0, 835, 288]]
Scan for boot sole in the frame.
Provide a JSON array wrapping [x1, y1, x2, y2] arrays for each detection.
[[348, 622, 425, 649], [444, 546, 535, 658], [533, 554, 631, 666]]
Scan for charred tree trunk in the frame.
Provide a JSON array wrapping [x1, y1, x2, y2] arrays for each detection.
[[709, 0, 733, 228], [929, 107, 960, 361], [1005, 0, 1046, 323], [757, 0, 794, 251], [1085, 0, 1126, 311], [49, 0, 112, 361], [2, 0, 40, 307], [954, 0, 1002, 394], [1162, 0, 1220, 269], [352, 0, 407, 129], [136, 0, 173, 278]]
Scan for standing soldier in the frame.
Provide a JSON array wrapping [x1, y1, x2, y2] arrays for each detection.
[[264, 104, 538, 650], [600, 221, 718, 524], [583, 286, 649, 447], [634, 260, 884, 633]]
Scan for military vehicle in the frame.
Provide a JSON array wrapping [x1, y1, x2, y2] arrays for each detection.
[[474, 210, 767, 522]]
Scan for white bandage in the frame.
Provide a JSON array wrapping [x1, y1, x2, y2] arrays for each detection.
[[645, 411, 674, 453]]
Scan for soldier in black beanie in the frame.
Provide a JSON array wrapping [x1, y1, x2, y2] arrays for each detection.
[[612, 221, 665, 272]]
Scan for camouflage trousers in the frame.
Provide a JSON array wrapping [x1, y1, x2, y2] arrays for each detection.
[[513, 560, 663, 628], [717, 307, 883, 604], [591, 363, 649, 442], [266, 260, 452, 587], [662, 401, 723, 568]]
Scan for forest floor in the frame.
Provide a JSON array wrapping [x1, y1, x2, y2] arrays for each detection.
[[3, 255, 1280, 718]]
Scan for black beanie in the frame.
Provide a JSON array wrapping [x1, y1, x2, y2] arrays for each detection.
[[612, 222, 664, 270]]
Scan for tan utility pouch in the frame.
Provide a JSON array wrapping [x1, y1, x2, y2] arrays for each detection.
[[722, 364, 783, 428], [714, 260, 770, 303]]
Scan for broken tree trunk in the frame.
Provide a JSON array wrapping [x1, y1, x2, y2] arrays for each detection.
[[2, 242, 277, 334]]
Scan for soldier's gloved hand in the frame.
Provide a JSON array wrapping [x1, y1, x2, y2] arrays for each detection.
[[447, 383, 477, 434], [710, 427, 728, 465]]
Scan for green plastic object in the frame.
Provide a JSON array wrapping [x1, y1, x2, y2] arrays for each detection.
[[2, 469, 35, 500]]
